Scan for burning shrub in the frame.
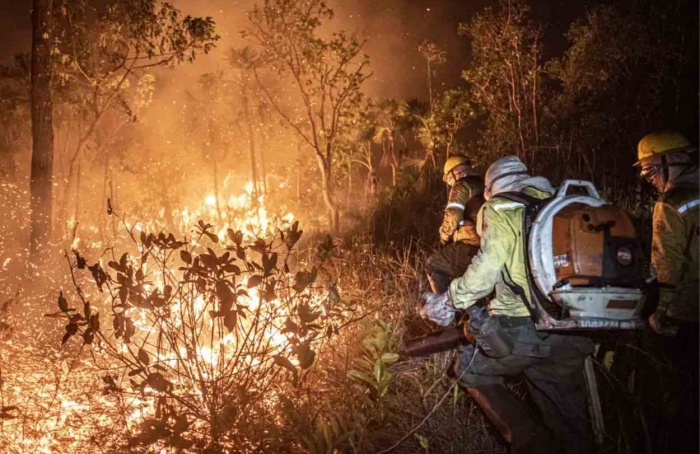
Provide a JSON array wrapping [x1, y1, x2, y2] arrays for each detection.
[[54, 213, 354, 452]]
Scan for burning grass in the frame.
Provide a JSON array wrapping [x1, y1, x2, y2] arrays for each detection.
[[0, 185, 505, 453]]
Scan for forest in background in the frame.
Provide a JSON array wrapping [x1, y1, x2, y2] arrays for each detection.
[[0, 0, 697, 452]]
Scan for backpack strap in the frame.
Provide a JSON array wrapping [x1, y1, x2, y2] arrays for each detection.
[[493, 191, 561, 321]]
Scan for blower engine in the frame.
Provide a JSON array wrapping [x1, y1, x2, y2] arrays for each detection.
[[525, 180, 647, 330]]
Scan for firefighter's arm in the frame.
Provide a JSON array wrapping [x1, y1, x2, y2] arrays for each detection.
[[448, 204, 512, 310], [650, 201, 686, 314], [439, 182, 471, 243]]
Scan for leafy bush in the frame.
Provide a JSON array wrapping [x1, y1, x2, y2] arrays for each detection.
[[55, 213, 354, 452]]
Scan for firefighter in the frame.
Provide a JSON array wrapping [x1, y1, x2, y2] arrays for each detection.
[[422, 156, 594, 454], [635, 131, 699, 450], [426, 155, 484, 293]]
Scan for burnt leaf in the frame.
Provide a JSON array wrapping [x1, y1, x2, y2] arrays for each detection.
[[293, 268, 317, 293], [294, 342, 316, 370], [88, 263, 108, 292], [163, 285, 172, 300], [173, 414, 189, 434], [228, 229, 243, 246], [317, 234, 336, 260], [298, 302, 320, 324], [223, 310, 237, 333], [83, 328, 94, 344], [247, 275, 263, 289], [58, 291, 69, 312], [180, 250, 192, 264], [73, 250, 87, 269], [138, 348, 150, 366], [223, 263, 241, 274], [216, 281, 235, 312], [90, 313, 100, 331], [119, 253, 128, 269], [200, 253, 217, 270], [128, 367, 145, 377], [273, 355, 297, 377], [66, 322, 78, 336], [146, 373, 171, 392], [108, 261, 122, 272], [119, 286, 128, 305], [282, 319, 299, 334], [262, 282, 276, 302], [0, 406, 19, 420], [262, 252, 278, 275]]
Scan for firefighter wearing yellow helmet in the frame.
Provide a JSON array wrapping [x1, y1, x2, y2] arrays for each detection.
[[636, 131, 699, 329], [636, 131, 698, 450], [426, 154, 484, 293]]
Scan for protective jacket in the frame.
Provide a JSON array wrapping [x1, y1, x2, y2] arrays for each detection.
[[449, 186, 552, 317], [652, 169, 699, 322], [439, 176, 484, 246]]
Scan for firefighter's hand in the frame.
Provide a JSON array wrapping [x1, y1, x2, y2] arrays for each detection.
[[439, 231, 452, 246], [420, 292, 455, 326], [648, 310, 679, 337]]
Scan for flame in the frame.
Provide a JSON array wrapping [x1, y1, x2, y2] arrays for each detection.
[[0, 177, 313, 452]]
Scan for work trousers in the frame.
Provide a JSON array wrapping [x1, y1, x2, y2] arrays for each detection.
[[455, 320, 595, 454]]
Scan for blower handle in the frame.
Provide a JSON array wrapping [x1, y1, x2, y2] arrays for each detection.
[[556, 180, 601, 200]]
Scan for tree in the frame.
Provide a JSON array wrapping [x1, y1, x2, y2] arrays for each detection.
[[53, 0, 218, 240], [0, 56, 30, 182], [227, 46, 270, 200], [245, 0, 370, 233], [546, 0, 698, 202], [29, 0, 55, 263], [459, 0, 543, 166], [417, 40, 447, 114], [371, 99, 405, 187]]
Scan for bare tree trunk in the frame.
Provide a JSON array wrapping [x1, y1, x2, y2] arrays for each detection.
[[296, 161, 301, 205], [100, 151, 109, 244], [314, 151, 338, 233], [241, 94, 259, 202], [207, 119, 222, 222], [72, 159, 81, 239], [259, 135, 268, 196], [29, 0, 55, 263], [346, 158, 352, 206]]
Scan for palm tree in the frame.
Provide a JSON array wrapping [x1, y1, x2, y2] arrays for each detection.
[[397, 98, 438, 175]]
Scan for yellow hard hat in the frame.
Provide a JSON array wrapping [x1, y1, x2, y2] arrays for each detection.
[[443, 154, 471, 181], [635, 131, 695, 166]]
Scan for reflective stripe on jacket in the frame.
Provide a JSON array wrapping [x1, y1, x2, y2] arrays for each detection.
[[653, 181, 699, 322], [439, 176, 484, 246], [449, 186, 552, 317]]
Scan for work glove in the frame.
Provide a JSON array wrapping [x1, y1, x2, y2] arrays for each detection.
[[439, 229, 452, 246], [648, 309, 679, 337], [420, 292, 456, 326]]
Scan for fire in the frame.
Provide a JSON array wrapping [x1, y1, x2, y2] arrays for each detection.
[[2, 178, 321, 452]]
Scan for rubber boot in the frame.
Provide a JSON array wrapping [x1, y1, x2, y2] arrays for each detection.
[[427, 270, 451, 294], [468, 384, 552, 454]]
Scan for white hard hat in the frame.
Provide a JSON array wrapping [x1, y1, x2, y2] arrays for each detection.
[[485, 156, 528, 194]]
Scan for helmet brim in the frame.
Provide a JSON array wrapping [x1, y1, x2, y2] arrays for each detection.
[[633, 146, 698, 166]]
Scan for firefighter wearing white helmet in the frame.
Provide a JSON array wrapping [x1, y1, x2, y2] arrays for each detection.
[[422, 156, 594, 454], [636, 131, 698, 450], [425, 155, 484, 293]]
